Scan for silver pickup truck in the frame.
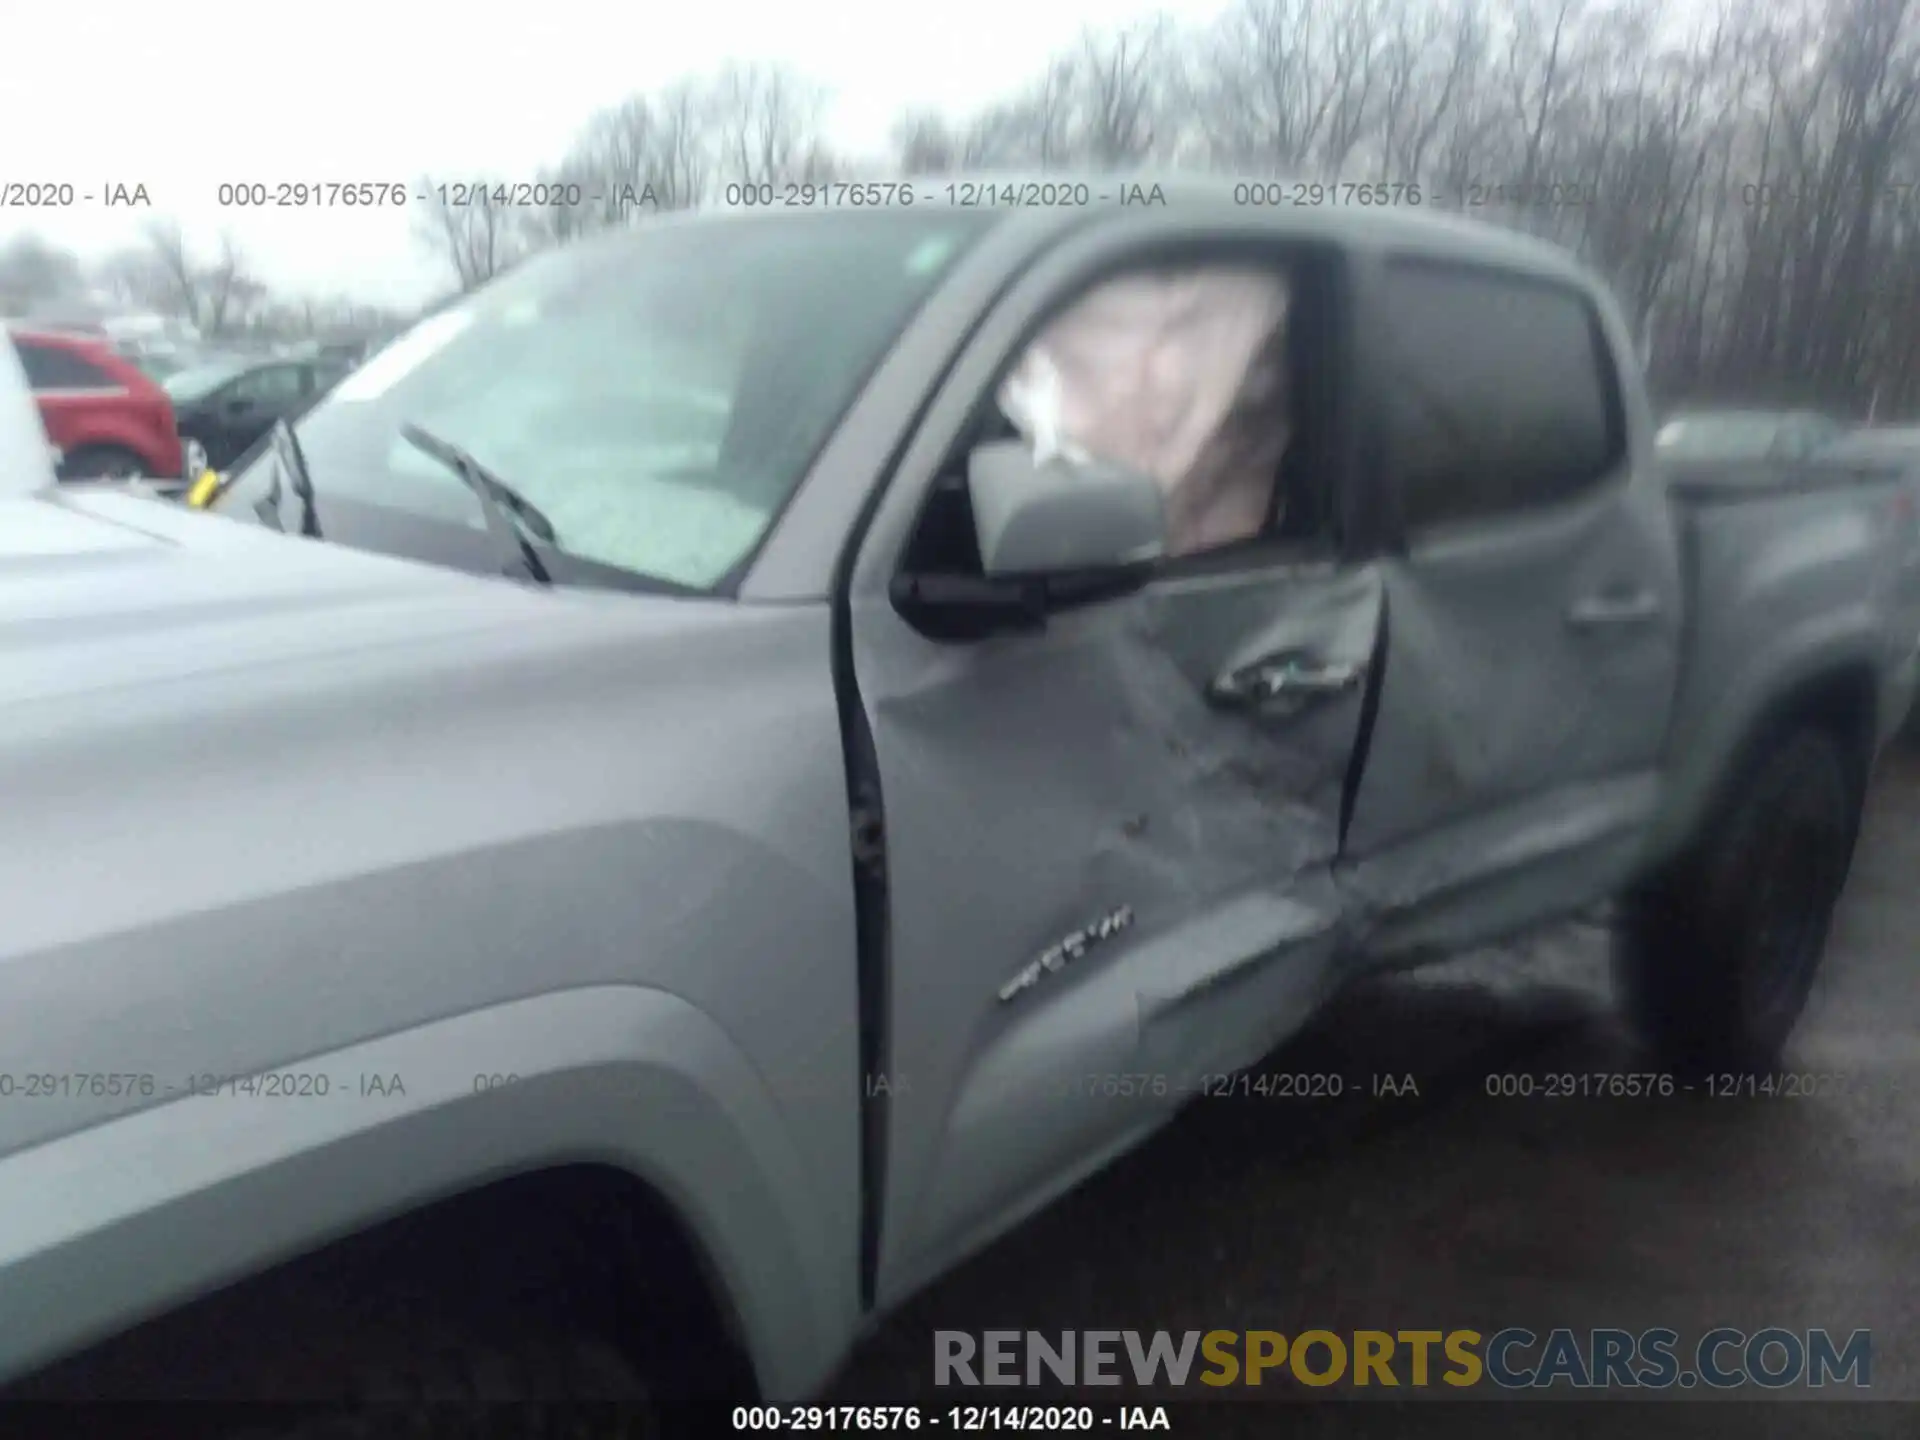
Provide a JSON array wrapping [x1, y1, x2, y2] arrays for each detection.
[[3, 181, 1920, 1429]]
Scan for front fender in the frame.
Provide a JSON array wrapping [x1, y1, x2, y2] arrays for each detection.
[[0, 985, 841, 1401]]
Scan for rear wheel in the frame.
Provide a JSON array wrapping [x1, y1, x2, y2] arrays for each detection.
[[1613, 727, 1862, 1073], [58, 445, 148, 481]]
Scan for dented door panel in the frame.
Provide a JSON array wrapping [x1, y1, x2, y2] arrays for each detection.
[[1340, 486, 1682, 951], [856, 559, 1380, 1299], [1333, 252, 1683, 950]]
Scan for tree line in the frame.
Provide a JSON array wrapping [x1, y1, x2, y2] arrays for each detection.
[[5, 0, 1917, 413], [0, 219, 412, 349]]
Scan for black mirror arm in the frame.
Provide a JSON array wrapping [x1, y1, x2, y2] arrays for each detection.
[[888, 559, 1157, 642], [890, 572, 1047, 642]]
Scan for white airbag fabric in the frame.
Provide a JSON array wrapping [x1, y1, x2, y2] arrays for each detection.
[[997, 267, 1292, 555]]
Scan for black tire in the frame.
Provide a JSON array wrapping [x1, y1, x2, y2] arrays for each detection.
[[58, 445, 148, 481], [1613, 726, 1863, 1074]]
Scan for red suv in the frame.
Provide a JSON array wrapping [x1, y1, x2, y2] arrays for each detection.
[[6, 327, 186, 481]]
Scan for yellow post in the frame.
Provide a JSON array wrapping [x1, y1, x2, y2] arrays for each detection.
[[184, 471, 221, 508]]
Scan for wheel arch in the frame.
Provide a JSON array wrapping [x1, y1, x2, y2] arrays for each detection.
[[0, 986, 847, 1403], [12, 1160, 756, 1404], [1644, 649, 1880, 879]]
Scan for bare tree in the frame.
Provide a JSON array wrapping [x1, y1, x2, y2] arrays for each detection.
[[113, 222, 262, 336], [711, 63, 834, 186], [86, 0, 1920, 417], [890, 112, 956, 174], [539, 83, 719, 240], [963, 58, 1082, 166], [541, 97, 665, 241], [199, 233, 262, 337], [1503, 0, 1585, 200], [0, 235, 85, 316], [650, 79, 722, 206], [1198, 0, 1388, 173], [1071, 22, 1175, 164], [411, 177, 528, 292], [141, 220, 201, 321], [1375, 0, 1483, 183], [95, 248, 174, 313]]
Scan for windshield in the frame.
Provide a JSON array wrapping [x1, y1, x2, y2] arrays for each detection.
[[212, 210, 992, 591], [164, 360, 250, 403]]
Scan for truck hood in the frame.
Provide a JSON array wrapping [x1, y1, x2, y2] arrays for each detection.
[[1, 484, 576, 711], [1, 481, 833, 948], [0, 482, 853, 1199]]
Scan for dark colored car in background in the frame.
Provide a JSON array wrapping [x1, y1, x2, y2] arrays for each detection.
[[166, 356, 349, 470], [6, 327, 187, 481]]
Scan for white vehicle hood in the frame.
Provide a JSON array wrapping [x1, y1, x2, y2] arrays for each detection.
[[0, 486, 572, 715]]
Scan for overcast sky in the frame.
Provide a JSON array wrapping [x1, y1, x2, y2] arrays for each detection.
[[2, 0, 1222, 307]]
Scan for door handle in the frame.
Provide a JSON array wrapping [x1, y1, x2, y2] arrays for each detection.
[[1208, 652, 1363, 711], [1566, 589, 1661, 632]]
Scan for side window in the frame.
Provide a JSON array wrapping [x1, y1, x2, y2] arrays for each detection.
[[229, 366, 305, 406], [9, 342, 50, 388], [1381, 261, 1622, 533], [11, 341, 117, 391]]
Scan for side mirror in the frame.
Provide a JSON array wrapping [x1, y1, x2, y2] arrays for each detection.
[[890, 440, 1167, 642], [969, 438, 1167, 578]]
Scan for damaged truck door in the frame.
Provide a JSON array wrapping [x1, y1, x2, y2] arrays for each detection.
[[846, 228, 1384, 1300], [1338, 256, 1683, 957]]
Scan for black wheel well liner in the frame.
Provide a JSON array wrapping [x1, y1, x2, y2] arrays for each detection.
[[1657, 663, 1881, 882], [10, 1163, 759, 1402], [1736, 661, 1879, 802]]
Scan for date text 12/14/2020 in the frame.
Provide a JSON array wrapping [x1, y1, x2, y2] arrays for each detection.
[[0, 1072, 408, 1100], [205, 179, 1174, 212], [731, 1404, 1172, 1432], [855, 1071, 1425, 1102], [1482, 1071, 1856, 1099]]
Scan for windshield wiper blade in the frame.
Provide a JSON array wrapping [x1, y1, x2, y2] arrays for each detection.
[[274, 419, 321, 537], [397, 423, 553, 585], [251, 419, 322, 537]]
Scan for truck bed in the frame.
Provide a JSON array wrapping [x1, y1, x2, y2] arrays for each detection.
[[1662, 452, 1920, 500], [1663, 452, 1920, 822]]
